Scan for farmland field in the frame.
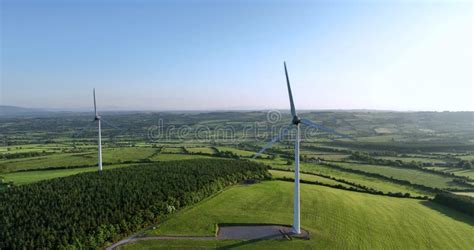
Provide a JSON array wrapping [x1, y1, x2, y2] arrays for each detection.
[[1, 164, 137, 185], [269, 169, 357, 189], [1, 111, 473, 249], [333, 162, 465, 189], [254, 158, 432, 197], [425, 166, 474, 179], [185, 147, 216, 154], [374, 156, 447, 164], [133, 181, 474, 249], [215, 147, 258, 157], [0, 147, 157, 173], [160, 147, 185, 154]]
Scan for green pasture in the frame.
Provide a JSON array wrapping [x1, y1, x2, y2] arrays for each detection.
[[374, 156, 447, 164], [1, 164, 134, 185], [132, 181, 474, 249], [334, 162, 465, 189], [185, 147, 216, 154], [150, 153, 214, 161], [161, 147, 185, 154], [1, 154, 215, 185], [216, 147, 259, 157], [425, 166, 474, 179], [253, 158, 431, 197], [269, 169, 357, 189], [0, 147, 157, 173]]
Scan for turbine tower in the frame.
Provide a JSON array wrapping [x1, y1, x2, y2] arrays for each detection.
[[253, 62, 352, 234], [93, 88, 103, 174]]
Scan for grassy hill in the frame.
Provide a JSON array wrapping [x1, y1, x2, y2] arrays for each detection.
[[123, 181, 474, 249]]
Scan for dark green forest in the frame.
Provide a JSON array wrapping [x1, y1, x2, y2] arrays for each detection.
[[0, 159, 270, 249]]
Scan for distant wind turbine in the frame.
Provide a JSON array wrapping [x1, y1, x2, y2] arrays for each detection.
[[253, 62, 352, 234], [93, 88, 103, 174]]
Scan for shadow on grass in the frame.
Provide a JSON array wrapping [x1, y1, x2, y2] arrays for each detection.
[[421, 201, 474, 227]]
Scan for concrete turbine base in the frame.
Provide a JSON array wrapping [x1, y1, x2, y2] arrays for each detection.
[[217, 224, 310, 240]]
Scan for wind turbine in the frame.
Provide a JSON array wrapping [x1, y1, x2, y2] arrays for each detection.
[[253, 62, 352, 234], [93, 88, 103, 174]]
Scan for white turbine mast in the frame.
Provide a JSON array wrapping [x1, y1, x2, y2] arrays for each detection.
[[253, 62, 352, 234], [93, 88, 103, 174]]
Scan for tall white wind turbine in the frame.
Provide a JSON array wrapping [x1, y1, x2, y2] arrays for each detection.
[[253, 62, 352, 234], [93, 88, 103, 174]]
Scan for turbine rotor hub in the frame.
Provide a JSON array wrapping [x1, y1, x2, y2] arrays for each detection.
[[292, 115, 300, 125]]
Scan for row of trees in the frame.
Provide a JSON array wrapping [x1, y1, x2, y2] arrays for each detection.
[[0, 151, 51, 160], [432, 192, 474, 217], [456, 160, 473, 169], [0, 159, 270, 249]]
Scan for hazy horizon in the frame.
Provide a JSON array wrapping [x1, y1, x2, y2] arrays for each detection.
[[2, 104, 474, 113], [1, 0, 473, 111]]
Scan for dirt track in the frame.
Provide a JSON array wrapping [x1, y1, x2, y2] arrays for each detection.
[[106, 236, 215, 250], [106, 224, 309, 249]]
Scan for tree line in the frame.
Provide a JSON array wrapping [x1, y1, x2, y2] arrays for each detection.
[[432, 192, 474, 217], [0, 151, 52, 160]]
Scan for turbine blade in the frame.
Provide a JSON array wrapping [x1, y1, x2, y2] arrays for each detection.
[[284, 62, 297, 117], [101, 118, 121, 130], [93, 88, 97, 116], [300, 118, 353, 140], [253, 126, 291, 159]]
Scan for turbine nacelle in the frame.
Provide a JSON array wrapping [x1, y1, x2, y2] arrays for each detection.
[[292, 115, 301, 125]]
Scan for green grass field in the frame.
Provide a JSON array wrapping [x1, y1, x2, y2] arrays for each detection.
[[185, 147, 216, 154], [1, 164, 135, 185], [269, 170, 357, 189], [254, 158, 431, 197], [0, 144, 67, 154], [161, 147, 185, 154], [374, 156, 446, 164], [334, 162, 463, 189], [102, 147, 157, 162], [301, 152, 350, 161], [125, 181, 474, 249], [216, 147, 259, 157], [0, 147, 157, 173], [458, 155, 474, 161], [150, 153, 214, 161], [1, 154, 214, 185], [425, 166, 474, 179], [0, 152, 96, 172]]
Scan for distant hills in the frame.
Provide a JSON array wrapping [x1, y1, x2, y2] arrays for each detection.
[[1, 105, 472, 118], [0, 105, 50, 117]]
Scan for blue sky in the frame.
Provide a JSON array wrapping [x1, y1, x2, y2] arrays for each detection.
[[1, 0, 472, 111]]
